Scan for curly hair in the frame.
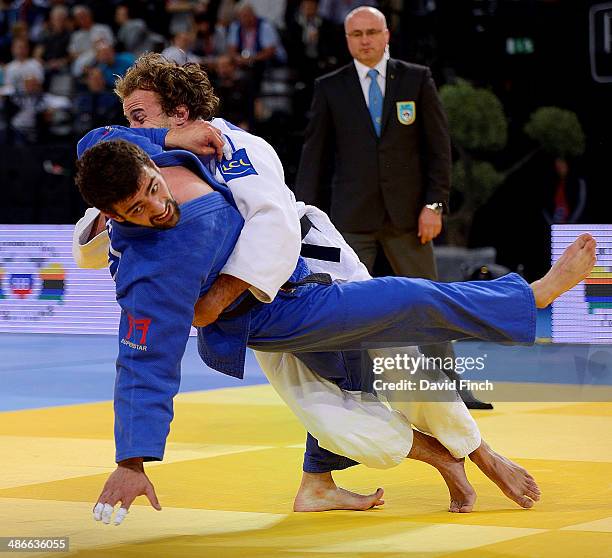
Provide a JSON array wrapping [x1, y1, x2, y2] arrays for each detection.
[[114, 53, 220, 121], [75, 140, 155, 213]]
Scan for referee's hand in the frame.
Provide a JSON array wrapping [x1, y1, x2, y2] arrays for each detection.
[[92, 458, 161, 526], [418, 206, 443, 244]]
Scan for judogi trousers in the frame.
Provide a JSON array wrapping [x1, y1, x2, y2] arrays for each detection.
[[252, 205, 534, 470]]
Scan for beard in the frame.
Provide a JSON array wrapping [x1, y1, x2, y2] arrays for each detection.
[[151, 199, 181, 229]]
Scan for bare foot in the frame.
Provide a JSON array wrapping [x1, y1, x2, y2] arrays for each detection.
[[470, 441, 541, 509], [531, 233, 596, 308], [408, 430, 476, 513], [293, 472, 384, 512]]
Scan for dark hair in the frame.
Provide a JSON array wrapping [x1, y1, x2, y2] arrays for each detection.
[[75, 140, 154, 213], [114, 52, 220, 120]]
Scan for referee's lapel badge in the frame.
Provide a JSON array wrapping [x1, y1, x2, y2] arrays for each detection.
[[396, 101, 416, 125]]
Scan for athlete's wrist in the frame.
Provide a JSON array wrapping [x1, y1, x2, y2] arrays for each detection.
[[118, 457, 144, 472]]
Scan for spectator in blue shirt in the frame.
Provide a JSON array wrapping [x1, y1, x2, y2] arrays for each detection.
[[227, 1, 287, 67], [93, 41, 135, 89]]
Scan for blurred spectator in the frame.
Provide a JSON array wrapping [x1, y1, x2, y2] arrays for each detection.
[[116, 0, 168, 37], [115, 3, 158, 56], [212, 53, 250, 128], [165, 0, 207, 35], [6, 73, 71, 144], [227, 1, 287, 67], [33, 5, 72, 76], [93, 41, 135, 88], [73, 66, 123, 135], [4, 36, 44, 93], [10, 0, 49, 43], [286, 0, 336, 77], [192, 10, 227, 68], [216, 0, 236, 24], [546, 157, 587, 225], [68, 5, 114, 77], [248, 0, 286, 31], [286, 0, 337, 124], [161, 30, 201, 64], [0, 1, 19, 63]]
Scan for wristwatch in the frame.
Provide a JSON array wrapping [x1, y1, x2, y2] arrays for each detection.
[[424, 202, 444, 215]]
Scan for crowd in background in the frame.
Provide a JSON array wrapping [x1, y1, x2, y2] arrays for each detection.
[[0, 0, 604, 279], [0, 0, 384, 145]]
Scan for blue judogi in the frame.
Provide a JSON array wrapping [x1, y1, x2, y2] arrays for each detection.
[[78, 127, 536, 467], [78, 126, 361, 468]]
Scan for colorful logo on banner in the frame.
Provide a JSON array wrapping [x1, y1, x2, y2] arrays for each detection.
[[0, 240, 66, 322], [3, 265, 65, 301], [10, 274, 34, 298], [38, 263, 65, 301], [585, 266, 612, 314]]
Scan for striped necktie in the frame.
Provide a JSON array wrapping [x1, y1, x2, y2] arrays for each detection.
[[367, 68, 383, 136]]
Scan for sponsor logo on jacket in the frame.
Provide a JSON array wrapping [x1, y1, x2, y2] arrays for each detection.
[[217, 148, 258, 181], [122, 313, 151, 351]]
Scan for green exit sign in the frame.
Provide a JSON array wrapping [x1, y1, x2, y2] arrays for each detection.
[[506, 37, 534, 55]]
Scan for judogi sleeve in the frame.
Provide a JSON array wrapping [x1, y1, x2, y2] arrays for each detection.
[[113, 234, 210, 463], [212, 120, 301, 302], [72, 208, 108, 269]]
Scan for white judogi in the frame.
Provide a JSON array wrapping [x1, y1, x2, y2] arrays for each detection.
[[73, 120, 481, 466]]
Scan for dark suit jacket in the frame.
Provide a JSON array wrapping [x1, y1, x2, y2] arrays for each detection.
[[295, 58, 451, 233]]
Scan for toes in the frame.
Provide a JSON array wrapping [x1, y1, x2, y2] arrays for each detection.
[[517, 495, 535, 509], [526, 489, 541, 501], [526, 478, 540, 491], [449, 500, 473, 513]]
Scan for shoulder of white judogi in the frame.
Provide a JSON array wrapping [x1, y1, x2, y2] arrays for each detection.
[[210, 118, 286, 182], [208, 117, 301, 303]]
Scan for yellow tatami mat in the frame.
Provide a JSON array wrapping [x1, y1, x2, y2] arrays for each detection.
[[1, 385, 611, 557]]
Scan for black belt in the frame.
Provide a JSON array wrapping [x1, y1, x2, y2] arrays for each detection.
[[220, 217, 338, 320], [220, 272, 333, 320], [300, 215, 341, 263]]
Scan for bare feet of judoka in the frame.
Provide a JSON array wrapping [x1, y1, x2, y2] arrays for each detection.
[[531, 233, 596, 308], [408, 429, 476, 513], [469, 440, 541, 508], [293, 472, 385, 512]]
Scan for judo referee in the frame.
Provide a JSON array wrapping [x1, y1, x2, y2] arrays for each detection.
[[75, 134, 594, 526]]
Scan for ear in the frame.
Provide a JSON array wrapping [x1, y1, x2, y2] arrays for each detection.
[[172, 104, 190, 126], [102, 210, 124, 222]]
